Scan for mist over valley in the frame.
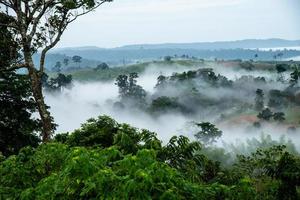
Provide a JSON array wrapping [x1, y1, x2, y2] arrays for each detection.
[[2, 0, 300, 198], [45, 59, 300, 152]]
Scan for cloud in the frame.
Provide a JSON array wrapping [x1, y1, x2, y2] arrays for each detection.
[[96, 0, 243, 17], [59, 0, 300, 48], [45, 63, 300, 151]]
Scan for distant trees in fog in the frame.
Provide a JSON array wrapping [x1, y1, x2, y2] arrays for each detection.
[[52, 61, 62, 73], [115, 72, 146, 106], [164, 56, 172, 62], [255, 89, 264, 111], [94, 62, 110, 71], [63, 58, 69, 67], [257, 108, 273, 121], [72, 55, 82, 67], [290, 67, 300, 86], [257, 108, 285, 122], [194, 122, 222, 145], [42, 73, 73, 93]]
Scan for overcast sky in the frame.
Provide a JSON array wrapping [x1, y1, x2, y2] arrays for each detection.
[[58, 0, 300, 48]]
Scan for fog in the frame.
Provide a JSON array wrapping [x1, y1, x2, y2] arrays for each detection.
[[46, 63, 300, 151], [46, 65, 199, 140]]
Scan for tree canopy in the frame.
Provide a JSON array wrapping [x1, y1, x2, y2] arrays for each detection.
[[0, 0, 113, 142]]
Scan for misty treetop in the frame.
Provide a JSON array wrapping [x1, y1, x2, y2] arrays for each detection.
[[115, 72, 147, 108], [2, 57, 300, 199], [108, 60, 300, 129], [42, 73, 73, 93], [1, 0, 300, 199]]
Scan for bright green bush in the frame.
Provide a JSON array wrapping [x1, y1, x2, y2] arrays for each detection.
[[1, 116, 299, 200], [0, 143, 227, 199]]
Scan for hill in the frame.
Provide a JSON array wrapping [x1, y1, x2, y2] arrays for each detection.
[[37, 39, 300, 70], [117, 39, 300, 50]]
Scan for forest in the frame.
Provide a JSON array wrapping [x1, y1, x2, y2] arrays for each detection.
[[1, 0, 300, 199]]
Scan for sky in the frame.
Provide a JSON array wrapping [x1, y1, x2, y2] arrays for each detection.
[[58, 0, 300, 48]]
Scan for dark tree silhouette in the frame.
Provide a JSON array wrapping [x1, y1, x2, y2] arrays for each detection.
[[63, 58, 69, 67], [52, 61, 62, 73], [257, 108, 273, 121], [273, 112, 285, 122], [0, 19, 40, 156], [72, 55, 82, 67], [95, 62, 109, 71], [43, 73, 73, 92], [290, 67, 300, 86], [255, 89, 264, 111], [115, 73, 146, 104], [0, 0, 113, 142], [194, 122, 222, 145]]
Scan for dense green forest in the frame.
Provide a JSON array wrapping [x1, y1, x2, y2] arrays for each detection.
[[1, 0, 300, 199], [2, 56, 300, 199], [1, 115, 300, 199]]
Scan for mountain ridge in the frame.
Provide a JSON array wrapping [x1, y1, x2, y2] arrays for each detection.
[[52, 39, 300, 51]]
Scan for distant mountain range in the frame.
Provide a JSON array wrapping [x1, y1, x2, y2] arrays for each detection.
[[117, 39, 300, 50], [38, 39, 300, 70], [53, 39, 300, 51]]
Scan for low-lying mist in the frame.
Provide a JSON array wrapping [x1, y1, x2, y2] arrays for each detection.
[[45, 62, 300, 152]]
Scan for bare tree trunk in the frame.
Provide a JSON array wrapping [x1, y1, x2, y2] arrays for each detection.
[[24, 52, 53, 142]]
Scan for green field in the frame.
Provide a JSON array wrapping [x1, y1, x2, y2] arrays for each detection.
[[57, 59, 296, 82]]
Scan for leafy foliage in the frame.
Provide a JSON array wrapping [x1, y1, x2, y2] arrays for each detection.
[[236, 145, 300, 200], [1, 116, 300, 199], [0, 72, 40, 157], [150, 96, 187, 113], [273, 112, 286, 122], [72, 55, 82, 66], [255, 89, 264, 111], [115, 72, 147, 105], [290, 65, 300, 86], [194, 122, 223, 145], [94, 62, 110, 71], [0, 17, 40, 156], [257, 108, 273, 121], [55, 115, 162, 155], [43, 73, 73, 92]]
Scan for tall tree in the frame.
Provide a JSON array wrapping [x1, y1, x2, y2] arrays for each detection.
[[63, 57, 69, 66], [0, 14, 40, 156], [0, 71, 41, 156], [0, 0, 112, 142], [257, 108, 273, 121], [276, 64, 288, 83], [115, 72, 147, 104], [194, 122, 222, 145], [44, 73, 72, 92], [290, 66, 300, 86], [72, 55, 82, 67], [95, 62, 109, 71], [52, 61, 61, 72], [273, 112, 285, 122], [254, 89, 264, 111]]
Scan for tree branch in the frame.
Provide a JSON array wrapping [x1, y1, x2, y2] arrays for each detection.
[[0, 21, 18, 29], [67, 0, 109, 24], [39, 11, 68, 74], [0, 0, 13, 9], [0, 63, 28, 72], [38, 0, 111, 73], [28, 0, 55, 41]]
